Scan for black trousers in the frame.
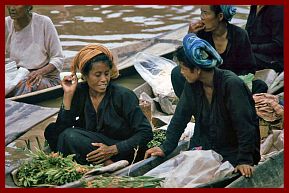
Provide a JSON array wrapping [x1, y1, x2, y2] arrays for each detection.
[[171, 66, 268, 98], [44, 123, 146, 165]]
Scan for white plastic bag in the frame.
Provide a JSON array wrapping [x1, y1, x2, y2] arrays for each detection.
[[145, 150, 234, 188], [5, 61, 29, 96], [134, 52, 178, 114]]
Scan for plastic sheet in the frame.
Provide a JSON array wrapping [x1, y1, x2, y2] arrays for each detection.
[[145, 150, 234, 188], [134, 52, 177, 114]]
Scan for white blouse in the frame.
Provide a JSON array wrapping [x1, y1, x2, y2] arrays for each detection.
[[5, 12, 64, 72]]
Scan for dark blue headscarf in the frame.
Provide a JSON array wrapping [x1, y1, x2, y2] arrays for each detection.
[[220, 5, 237, 21], [183, 33, 223, 69]]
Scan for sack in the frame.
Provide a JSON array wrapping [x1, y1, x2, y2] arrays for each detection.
[[134, 52, 178, 114]]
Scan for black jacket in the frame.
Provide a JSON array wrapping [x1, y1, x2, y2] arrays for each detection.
[[197, 23, 256, 75], [245, 5, 284, 72], [56, 82, 153, 155], [161, 68, 260, 166]]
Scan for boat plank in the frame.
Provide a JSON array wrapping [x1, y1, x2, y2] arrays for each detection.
[[6, 25, 188, 104], [226, 150, 284, 188], [113, 141, 189, 177], [5, 99, 59, 146]]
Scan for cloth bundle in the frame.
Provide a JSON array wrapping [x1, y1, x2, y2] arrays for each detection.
[[5, 60, 29, 96], [183, 33, 223, 69], [253, 93, 284, 122]]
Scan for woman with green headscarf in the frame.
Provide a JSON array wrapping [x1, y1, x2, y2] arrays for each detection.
[[145, 34, 260, 178], [172, 5, 268, 98]]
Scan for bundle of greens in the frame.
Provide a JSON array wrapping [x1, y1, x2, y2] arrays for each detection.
[[85, 175, 164, 188], [14, 149, 101, 187], [147, 129, 166, 148]]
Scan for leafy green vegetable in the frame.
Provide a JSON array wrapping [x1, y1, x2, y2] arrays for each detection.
[[85, 175, 164, 188], [147, 129, 166, 148], [15, 149, 101, 187]]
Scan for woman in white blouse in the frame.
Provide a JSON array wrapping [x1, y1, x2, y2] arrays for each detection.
[[5, 5, 64, 96]]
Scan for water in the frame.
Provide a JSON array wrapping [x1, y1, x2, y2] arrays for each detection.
[[5, 5, 250, 172], [5, 5, 250, 108], [5, 5, 249, 58]]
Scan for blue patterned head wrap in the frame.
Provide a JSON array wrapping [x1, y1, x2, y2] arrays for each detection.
[[182, 33, 223, 69], [220, 5, 237, 21]]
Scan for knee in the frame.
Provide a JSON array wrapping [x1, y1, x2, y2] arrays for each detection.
[[58, 129, 81, 143], [44, 123, 56, 140]]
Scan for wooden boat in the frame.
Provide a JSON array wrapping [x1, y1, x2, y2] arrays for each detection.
[[5, 80, 188, 188], [5, 81, 284, 188], [5, 99, 59, 146], [226, 150, 284, 188], [7, 25, 188, 104], [115, 83, 284, 188]]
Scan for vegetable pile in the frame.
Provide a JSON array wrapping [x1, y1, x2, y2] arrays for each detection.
[[15, 150, 101, 187], [85, 175, 164, 188], [147, 129, 166, 148]]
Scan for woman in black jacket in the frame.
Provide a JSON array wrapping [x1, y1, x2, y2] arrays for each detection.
[[44, 44, 153, 165], [172, 5, 267, 97], [146, 34, 260, 178]]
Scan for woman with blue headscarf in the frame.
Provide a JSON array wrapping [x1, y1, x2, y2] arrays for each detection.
[[145, 34, 260, 178], [172, 5, 267, 97]]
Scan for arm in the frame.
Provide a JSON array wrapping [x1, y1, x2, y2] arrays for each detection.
[[43, 16, 64, 72], [27, 16, 64, 84], [225, 77, 259, 175], [160, 83, 194, 156], [225, 77, 258, 164], [55, 74, 79, 129]]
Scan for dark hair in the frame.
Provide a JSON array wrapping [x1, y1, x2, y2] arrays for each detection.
[[209, 5, 228, 23], [174, 46, 214, 72], [174, 46, 197, 70], [210, 6, 222, 15], [82, 53, 113, 76]]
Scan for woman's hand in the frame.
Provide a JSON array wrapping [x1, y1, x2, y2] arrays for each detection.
[[61, 74, 78, 110], [61, 74, 78, 95], [234, 164, 254, 178], [27, 70, 43, 87], [86, 143, 118, 164], [188, 19, 205, 33], [144, 147, 165, 159]]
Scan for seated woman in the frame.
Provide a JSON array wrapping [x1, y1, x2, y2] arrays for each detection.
[[172, 5, 267, 97], [145, 34, 260, 178], [245, 5, 284, 73], [5, 5, 64, 96], [44, 44, 153, 166]]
